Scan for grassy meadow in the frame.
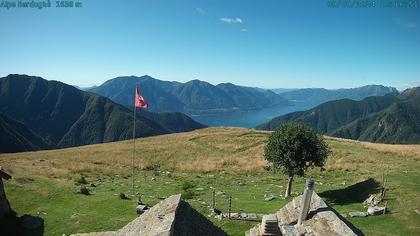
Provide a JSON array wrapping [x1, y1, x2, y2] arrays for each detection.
[[0, 127, 419, 235]]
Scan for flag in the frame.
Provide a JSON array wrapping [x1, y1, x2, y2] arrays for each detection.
[[135, 86, 148, 109]]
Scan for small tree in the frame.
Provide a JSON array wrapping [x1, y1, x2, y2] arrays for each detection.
[[264, 123, 330, 197]]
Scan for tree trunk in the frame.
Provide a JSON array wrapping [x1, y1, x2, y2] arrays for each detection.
[[285, 175, 293, 198]]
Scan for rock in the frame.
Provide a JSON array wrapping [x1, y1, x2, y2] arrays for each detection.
[[368, 206, 386, 216], [21, 215, 44, 236], [119, 193, 130, 200], [196, 188, 205, 191], [247, 191, 360, 236], [73, 194, 227, 236], [90, 183, 96, 187], [136, 204, 149, 214], [216, 191, 225, 196], [363, 194, 381, 207], [228, 213, 239, 219], [348, 211, 368, 217], [248, 213, 258, 220], [264, 196, 276, 201], [415, 209, 420, 215], [208, 174, 215, 179], [151, 177, 156, 181], [237, 181, 245, 186]]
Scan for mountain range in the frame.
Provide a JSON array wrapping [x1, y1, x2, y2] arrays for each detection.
[[0, 74, 205, 153], [257, 88, 420, 144], [274, 85, 398, 107], [88, 76, 290, 115]]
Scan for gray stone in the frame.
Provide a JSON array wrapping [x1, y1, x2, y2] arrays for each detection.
[[0, 167, 12, 218], [72, 194, 227, 236], [135, 204, 149, 215], [363, 194, 381, 207], [226, 213, 239, 219], [248, 213, 258, 220], [196, 188, 205, 191], [21, 215, 44, 236], [368, 206, 386, 216], [264, 196, 276, 201], [246, 191, 360, 236], [348, 211, 368, 217]]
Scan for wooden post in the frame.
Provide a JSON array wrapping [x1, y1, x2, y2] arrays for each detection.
[[383, 201, 387, 215], [381, 176, 387, 202], [212, 190, 216, 210], [228, 195, 232, 219]]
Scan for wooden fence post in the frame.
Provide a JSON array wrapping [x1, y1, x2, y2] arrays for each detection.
[[228, 195, 232, 219], [212, 190, 216, 210]]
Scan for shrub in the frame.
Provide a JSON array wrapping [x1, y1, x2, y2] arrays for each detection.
[[75, 176, 88, 185], [144, 164, 160, 171], [182, 181, 195, 191], [182, 189, 195, 199]]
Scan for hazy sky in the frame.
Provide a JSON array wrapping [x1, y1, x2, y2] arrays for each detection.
[[1, 0, 419, 89]]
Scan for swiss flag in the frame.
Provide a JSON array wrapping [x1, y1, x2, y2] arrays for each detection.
[[135, 86, 148, 109]]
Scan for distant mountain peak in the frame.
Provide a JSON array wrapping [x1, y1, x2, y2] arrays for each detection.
[[89, 75, 289, 115]]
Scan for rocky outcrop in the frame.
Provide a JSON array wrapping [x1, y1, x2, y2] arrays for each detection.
[[73, 194, 227, 236], [246, 192, 362, 236], [0, 167, 12, 219]]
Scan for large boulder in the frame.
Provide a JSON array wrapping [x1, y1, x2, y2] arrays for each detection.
[[246, 192, 362, 236], [73, 194, 227, 236], [0, 168, 12, 219]]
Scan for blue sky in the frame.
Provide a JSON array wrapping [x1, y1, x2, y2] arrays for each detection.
[[0, 0, 419, 89]]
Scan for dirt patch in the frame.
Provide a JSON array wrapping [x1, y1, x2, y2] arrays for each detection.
[[16, 177, 34, 184]]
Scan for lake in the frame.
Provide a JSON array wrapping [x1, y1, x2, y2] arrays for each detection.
[[192, 102, 313, 128]]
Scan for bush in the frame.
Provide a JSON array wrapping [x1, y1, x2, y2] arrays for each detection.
[[182, 189, 195, 199], [75, 176, 88, 185], [144, 164, 160, 171], [182, 181, 195, 191]]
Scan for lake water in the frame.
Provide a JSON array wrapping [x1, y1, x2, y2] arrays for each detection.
[[192, 102, 313, 128]]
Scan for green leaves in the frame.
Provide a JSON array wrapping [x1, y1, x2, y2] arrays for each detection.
[[264, 123, 330, 177]]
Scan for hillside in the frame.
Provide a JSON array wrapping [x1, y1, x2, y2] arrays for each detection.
[[332, 88, 420, 143], [88, 76, 289, 115], [0, 128, 419, 235], [277, 85, 397, 106], [0, 74, 205, 152], [0, 113, 54, 153], [257, 88, 420, 144]]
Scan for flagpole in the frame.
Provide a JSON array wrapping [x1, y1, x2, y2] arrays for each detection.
[[132, 86, 136, 197]]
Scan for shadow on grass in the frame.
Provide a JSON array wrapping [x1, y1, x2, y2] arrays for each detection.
[[319, 178, 380, 205], [0, 209, 44, 236]]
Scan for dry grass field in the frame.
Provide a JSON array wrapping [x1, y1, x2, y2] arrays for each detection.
[[1, 127, 419, 235]]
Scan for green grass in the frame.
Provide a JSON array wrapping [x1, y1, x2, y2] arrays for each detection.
[[1, 128, 419, 235]]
